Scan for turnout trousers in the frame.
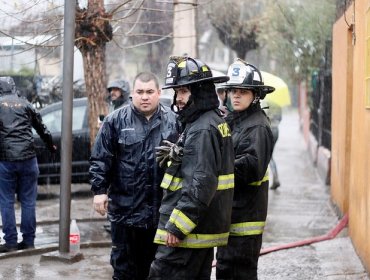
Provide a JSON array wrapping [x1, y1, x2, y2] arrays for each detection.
[[148, 245, 214, 280], [216, 235, 263, 280]]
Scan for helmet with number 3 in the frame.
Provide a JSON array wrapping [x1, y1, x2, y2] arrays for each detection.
[[162, 56, 229, 89], [224, 58, 275, 99]]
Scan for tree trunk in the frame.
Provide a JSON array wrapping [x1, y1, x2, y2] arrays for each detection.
[[81, 45, 108, 148], [236, 49, 247, 60], [75, 0, 112, 148]]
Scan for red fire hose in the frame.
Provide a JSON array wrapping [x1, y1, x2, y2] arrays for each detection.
[[260, 213, 349, 255], [212, 214, 348, 267]]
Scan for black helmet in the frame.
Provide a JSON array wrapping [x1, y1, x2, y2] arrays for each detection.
[[107, 79, 130, 94], [224, 59, 275, 99], [162, 56, 229, 89]]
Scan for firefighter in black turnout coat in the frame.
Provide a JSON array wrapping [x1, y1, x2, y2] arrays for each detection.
[[216, 59, 275, 280], [148, 56, 235, 279]]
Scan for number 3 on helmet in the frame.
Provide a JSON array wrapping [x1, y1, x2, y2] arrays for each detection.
[[223, 58, 275, 100]]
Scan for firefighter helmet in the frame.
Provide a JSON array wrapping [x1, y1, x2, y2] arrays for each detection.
[[224, 59, 275, 99], [162, 56, 229, 89]]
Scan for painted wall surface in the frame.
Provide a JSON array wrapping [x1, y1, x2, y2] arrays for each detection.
[[331, 15, 353, 214], [332, 1, 370, 271]]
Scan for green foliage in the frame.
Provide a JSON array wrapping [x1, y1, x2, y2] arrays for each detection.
[[0, 67, 35, 76], [259, 0, 336, 82]]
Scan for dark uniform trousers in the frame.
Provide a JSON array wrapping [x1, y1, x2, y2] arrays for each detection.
[[216, 235, 263, 280], [111, 223, 157, 280], [148, 245, 214, 280]]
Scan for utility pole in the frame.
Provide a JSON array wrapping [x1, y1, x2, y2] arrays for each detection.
[[172, 0, 197, 57], [41, 0, 83, 263]]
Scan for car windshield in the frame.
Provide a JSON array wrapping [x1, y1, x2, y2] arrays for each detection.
[[36, 104, 86, 134]]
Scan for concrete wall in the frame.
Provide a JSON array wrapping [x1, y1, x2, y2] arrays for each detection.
[[331, 1, 370, 271]]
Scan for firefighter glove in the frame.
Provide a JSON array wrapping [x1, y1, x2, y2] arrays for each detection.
[[155, 140, 183, 168]]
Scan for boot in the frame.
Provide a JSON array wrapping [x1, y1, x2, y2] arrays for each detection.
[[0, 244, 17, 253]]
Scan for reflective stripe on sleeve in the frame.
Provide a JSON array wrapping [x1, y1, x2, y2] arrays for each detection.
[[248, 170, 269, 186], [160, 173, 234, 191], [160, 173, 182, 191], [154, 229, 230, 248], [169, 209, 196, 235], [229, 221, 265, 236], [218, 174, 234, 190]]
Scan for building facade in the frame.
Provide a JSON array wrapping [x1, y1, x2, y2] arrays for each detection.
[[331, 0, 370, 271]]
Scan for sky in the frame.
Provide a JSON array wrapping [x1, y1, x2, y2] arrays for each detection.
[[0, 0, 129, 28], [0, 1, 60, 28], [0, 0, 93, 28]]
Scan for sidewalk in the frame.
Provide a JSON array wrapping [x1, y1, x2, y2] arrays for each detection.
[[259, 108, 368, 279], [0, 108, 368, 280]]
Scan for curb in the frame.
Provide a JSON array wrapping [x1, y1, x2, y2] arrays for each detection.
[[0, 240, 111, 260]]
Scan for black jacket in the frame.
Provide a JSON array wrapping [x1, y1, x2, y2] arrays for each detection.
[[0, 92, 54, 161], [154, 109, 235, 248], [89, 103, 178, 228], [108, 94, 130, 113], [225, 104, 274, 236]]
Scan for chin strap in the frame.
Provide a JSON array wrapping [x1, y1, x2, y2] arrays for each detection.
[[252, 95, 260, 104]]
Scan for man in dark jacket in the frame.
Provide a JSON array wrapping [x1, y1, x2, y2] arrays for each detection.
[[107, 79, 131, 112], [216, 59, 275, 280], [148, 56, 235, 279], [102, 78, 132, 234], [0, 79, 56, 253], [89, 72, 178, 280]]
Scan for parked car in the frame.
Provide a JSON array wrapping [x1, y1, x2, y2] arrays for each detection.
[[34, 94, 174, 185], [34, 98, 90, 184]]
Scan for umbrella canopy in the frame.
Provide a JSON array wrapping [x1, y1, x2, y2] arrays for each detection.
[[261, 71, 291, 107]]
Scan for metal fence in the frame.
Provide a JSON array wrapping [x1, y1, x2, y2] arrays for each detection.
[[309, 41, 332, 150]]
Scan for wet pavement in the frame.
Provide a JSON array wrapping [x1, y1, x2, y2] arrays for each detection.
[[259, 109, 368, 280], [0, 108, 369, 279]]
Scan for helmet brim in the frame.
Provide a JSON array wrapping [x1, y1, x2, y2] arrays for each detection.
[[162, 75, 230, 89], [220, 84, 275, 94]]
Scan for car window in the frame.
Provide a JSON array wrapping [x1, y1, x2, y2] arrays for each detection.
[[42, 109, 62, 133], [72, 105, 86, 131], [39, 104, 86, 133]]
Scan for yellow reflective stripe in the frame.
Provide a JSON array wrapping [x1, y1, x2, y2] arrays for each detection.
[[169, 209, 196, 235], [217, 123, 231, 137], [161, 173, 234, 191], [248, 170, 269, 186], [154, 229, 229, 248], [248, 175, 269, 186], [160, 173, 182, 191], [178, 61, 186, 68], [229, 221, 265, 236], [218, 174, 234, 190], [201, 65, 209, 72]]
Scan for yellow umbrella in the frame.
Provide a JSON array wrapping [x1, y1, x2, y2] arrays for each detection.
[[261, 71, 291, 107]]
